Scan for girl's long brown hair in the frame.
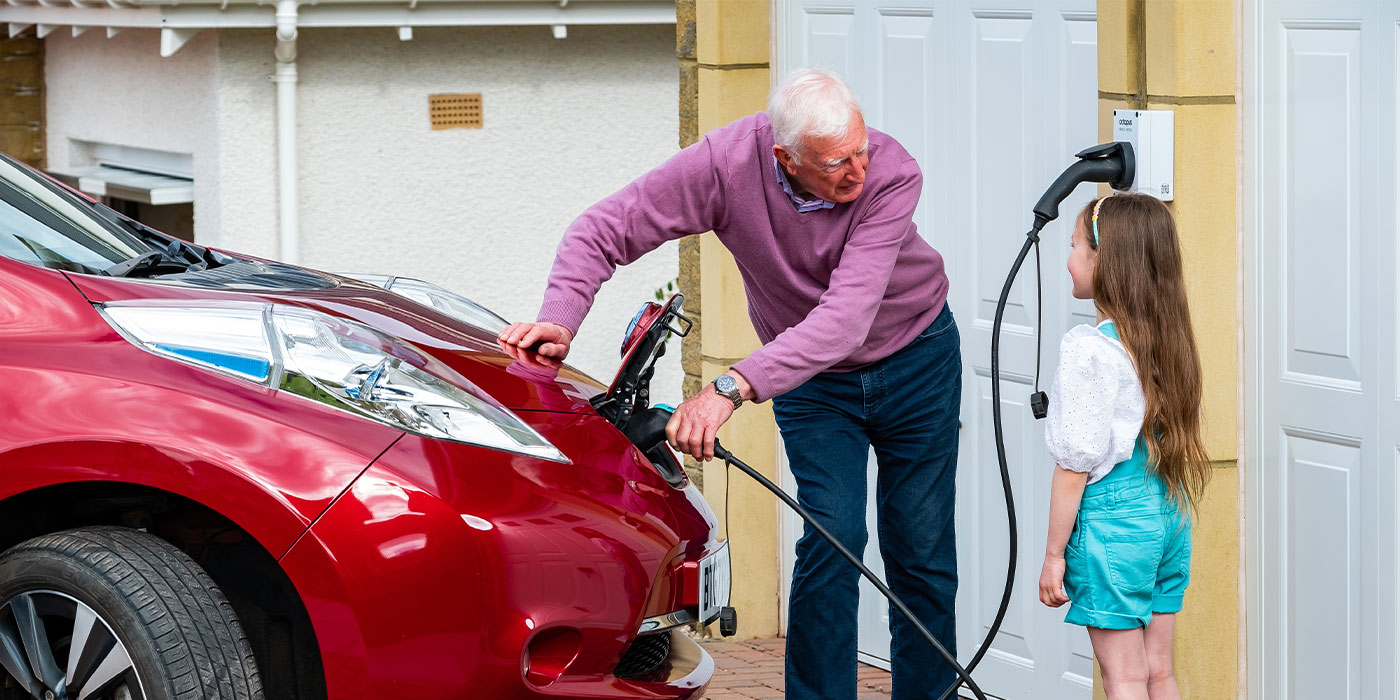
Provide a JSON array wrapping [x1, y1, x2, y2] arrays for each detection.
[[1081, 194, 1211, 512]]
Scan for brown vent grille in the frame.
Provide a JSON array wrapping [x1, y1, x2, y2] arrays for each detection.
[[429, 93, 483, 130]]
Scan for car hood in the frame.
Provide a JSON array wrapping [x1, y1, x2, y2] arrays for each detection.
[[65, 269, 607, 414]]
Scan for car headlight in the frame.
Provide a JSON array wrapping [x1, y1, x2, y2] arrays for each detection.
[[98, 300, 569, 463], [339, 273, 508, 334]]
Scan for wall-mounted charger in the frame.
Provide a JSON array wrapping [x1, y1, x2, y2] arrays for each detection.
[[1112, 109, 1174, 201]]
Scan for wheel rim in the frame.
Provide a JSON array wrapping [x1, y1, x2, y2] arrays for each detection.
[[0, 591, 145, 700]]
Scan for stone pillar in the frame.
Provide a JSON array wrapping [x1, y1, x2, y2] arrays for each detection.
[[1096, 1, 1239, 698], [0, 34, 44, 168], [677, 0, 778, 639]]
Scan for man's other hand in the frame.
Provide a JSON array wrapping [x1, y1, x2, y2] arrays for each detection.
[[498, 322, 573, 370]]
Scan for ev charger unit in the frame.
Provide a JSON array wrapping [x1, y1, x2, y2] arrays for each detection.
[[1113, 109, 1174, 200]]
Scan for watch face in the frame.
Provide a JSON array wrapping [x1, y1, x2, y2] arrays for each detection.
[[714, 375, 736, 392]]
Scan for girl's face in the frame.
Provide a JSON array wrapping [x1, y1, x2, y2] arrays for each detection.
[[1068, 217, 1097, 299]]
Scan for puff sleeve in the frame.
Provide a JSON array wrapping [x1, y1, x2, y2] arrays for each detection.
[[1044, 328, 1128, 475]]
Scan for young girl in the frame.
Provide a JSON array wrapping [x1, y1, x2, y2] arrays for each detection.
[[1038, 193, 1211, 700]]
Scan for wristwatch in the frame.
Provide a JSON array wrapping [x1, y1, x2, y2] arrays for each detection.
[[711, 374, 744, 409]]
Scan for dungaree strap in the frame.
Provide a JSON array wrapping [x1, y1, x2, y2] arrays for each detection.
[[1083, 320, 1149, 489]]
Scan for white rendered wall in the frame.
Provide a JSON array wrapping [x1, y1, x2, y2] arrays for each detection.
[[44, 30, 224, 242], [43, 24, 682, 405], [217, 24, 683, 404]]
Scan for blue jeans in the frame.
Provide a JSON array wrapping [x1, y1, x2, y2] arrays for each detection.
[[775, 304, 961, 700]]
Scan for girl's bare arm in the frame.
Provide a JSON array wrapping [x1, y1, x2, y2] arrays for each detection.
[[1040, 465, 1090, 606]]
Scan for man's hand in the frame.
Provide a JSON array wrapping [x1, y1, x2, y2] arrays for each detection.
[[1038, 554, 1070, 607], [665, 387, 736, 462], [497, 322, 573, 370]]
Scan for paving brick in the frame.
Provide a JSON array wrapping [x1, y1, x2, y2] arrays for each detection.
[[700, 636, 891, 699]]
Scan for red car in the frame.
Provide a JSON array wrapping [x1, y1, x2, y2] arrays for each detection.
[[0, 152, 730, 700]]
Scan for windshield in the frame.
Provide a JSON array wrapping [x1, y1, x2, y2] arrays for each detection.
[[0, 154, 157, 274]]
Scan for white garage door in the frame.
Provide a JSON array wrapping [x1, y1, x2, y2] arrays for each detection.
[[1248, 1, 1399, 699], [776, 2, 1099, 698]]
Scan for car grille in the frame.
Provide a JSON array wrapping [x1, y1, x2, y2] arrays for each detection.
[[613, 631, 672, 681]]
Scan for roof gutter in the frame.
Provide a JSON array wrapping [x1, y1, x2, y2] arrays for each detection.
[[0, 1, 675, 37]]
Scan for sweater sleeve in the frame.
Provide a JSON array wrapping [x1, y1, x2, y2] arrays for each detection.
[[731, 157, 922, 402], [536, 137, 727, 335]]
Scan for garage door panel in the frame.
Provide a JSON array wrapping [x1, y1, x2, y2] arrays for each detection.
[[797, 6, 857, 75], [1056, 12, 1100, 330], [975, 371, 1036, 693], [973, 12, 1037, 331], [874, 9, 934, 157], [975, 372, 1030, 645], [1270, 385, 1363, 437], [1066, 631, 1092, 688], [875, 9, 940, 252], [1283, 25, 1364, 388], [1282, 429, 1362, 700]]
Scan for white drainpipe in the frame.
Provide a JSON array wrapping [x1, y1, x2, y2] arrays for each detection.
[[273, 0, 300, 264]]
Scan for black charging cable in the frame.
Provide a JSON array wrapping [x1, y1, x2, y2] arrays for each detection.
[[711, 441, 990, 700], [928, 221, 1047, 700], [1033, 238, 1047, 409]]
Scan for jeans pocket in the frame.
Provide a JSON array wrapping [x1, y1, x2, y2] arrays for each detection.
[[1063, 539, 1086, 597], [915, 305, 955, 341], [1178, 526, 1193, 577], [1102, 528, 1165, 594]]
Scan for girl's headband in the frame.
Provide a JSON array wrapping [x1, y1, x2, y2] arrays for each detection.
[[1090, 195, 1111, 246]]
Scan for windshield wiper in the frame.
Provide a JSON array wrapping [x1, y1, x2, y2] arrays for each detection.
[[104, 238, 214, 278], [103, 251, 171, 277]]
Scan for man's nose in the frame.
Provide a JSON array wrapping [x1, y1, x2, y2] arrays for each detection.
[[846, 156, 867, 182]]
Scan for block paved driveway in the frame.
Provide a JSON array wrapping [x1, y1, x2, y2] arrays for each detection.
[[698, 637, 892, 699]]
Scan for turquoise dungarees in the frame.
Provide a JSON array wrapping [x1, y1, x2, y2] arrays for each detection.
[[1061, 323, 1192, 630]]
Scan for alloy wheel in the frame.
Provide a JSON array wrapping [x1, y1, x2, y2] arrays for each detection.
[[0, 591, 143, 700]]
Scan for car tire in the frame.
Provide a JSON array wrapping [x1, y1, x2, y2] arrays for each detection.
[[0, 526, 264, 700]]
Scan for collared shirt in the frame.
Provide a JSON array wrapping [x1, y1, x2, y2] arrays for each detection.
[[772, 155, 836, 212]]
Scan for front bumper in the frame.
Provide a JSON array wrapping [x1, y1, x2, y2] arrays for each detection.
[[279, 415, 723, 699], [543, 628, 713, 697]]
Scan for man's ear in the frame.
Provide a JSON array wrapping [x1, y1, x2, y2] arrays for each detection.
[[773, 145, 798, 175]]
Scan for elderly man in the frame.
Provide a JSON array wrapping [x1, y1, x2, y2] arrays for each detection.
[[498, 69, 961, 700]]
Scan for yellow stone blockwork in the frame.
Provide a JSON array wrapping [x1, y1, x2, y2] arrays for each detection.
[[1144, 0, 1238, 98], [1149, 100, 1238, 461], [1174, 462, 1240, 699], [697, 66, 770, 134], [700, 358, 781, 639], [698, 234, 762, 361], [697, 0, 771, 67], [1097, 0, 1143, 96], [1097, 96, 1130, 143], [690, 0, 777, 639]]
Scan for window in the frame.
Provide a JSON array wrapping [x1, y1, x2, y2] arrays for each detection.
[[48, 143, 195, 243]]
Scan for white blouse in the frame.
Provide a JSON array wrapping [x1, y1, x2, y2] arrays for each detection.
[[1044, 321, 1146, 484]]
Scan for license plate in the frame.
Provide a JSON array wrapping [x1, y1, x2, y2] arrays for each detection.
[[698, 542, 731, 624]]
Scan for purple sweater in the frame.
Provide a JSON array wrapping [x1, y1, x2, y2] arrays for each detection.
[[537, 112, 949, 403]]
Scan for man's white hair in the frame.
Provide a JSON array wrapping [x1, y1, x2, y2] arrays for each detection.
[[768, 68, 863, 165]]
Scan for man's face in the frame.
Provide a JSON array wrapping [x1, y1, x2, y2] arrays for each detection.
[[774, 111, 870, 204]]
